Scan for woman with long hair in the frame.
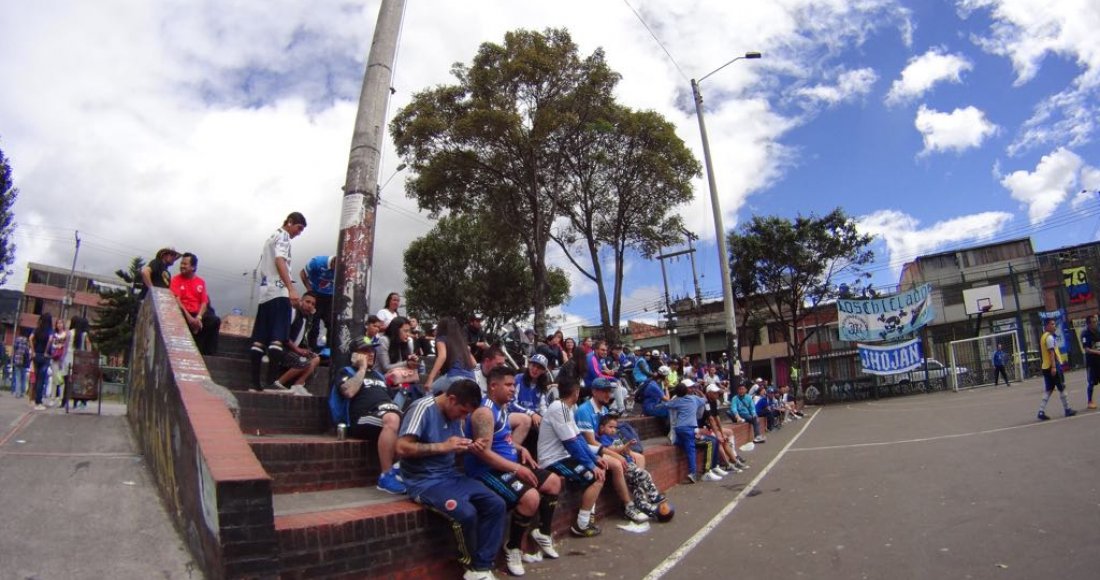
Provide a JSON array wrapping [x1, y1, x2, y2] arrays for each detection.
[[424, 316, 477, 394], [376, 292, 401, 328], [377, 316, 422, 408], [47, 318, 70, 405], [30, 313, 54, 410]]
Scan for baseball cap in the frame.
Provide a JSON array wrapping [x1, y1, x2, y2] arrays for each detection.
[[657, 365, 671, 376], [633, 345, 642, 352], [651, 350, 661, 357], [351, 337, 374, 352], [591, 378, 615, 390], [706, 384, 721, 394], [529, 354, 549, 369], [681, 378, 696, 388]]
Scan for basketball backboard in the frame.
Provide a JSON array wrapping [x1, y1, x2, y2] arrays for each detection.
[[962, 284, 1004, 316]]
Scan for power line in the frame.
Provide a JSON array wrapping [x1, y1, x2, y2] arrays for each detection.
[[621, 0, 690, 82]]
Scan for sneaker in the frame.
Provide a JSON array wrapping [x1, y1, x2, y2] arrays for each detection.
[[269, 382, 291, 392], [34, 404, 46, 411], [734, 457, 750, 469], [650, 493, 666, 505], [521, 552, 543, 564], [569, 522, 601, 538], [289, 384, 311, 397], [686, 473, 699, 484], [711, 466, 729, 476], [504, 547, 525, 576], [624, 503, 650, 523], [1065, 408, 1077, 417], [462, 569, 495, 580], [721, 463, 743, 473], [702, 471, 722, 482], [528, 529, 559, 559], [1037, 411, 1050, 421], [376, 470, 407, 495], [753, 436, 766, 444], [1089, 402, 1098, 410]]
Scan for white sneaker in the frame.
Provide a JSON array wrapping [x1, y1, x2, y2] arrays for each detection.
[[521, 552, 543, 564], [34, 404, 46, 411], [289, 384, 311, 396], [463, 569, 495, 580], [711, 466, 729, 476], [702, 471, 722, 482], [529, 528, 559, 559], [504, 547, 525, 576]]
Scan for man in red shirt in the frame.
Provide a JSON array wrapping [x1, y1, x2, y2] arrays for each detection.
[[170, 252, 221, 355]]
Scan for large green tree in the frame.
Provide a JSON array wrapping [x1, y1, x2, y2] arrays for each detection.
[[403, 214, 569, 333], [551, 105, 700, 341], [93, 257, 144, 363], [390, 28, 618, 337], [728, 208, 873, 372], [0, 143, 20, 286]]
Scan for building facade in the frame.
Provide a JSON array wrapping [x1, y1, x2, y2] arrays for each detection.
[[17, 262, 123, 338]]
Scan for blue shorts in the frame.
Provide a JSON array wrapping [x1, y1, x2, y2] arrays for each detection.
[[250, 297, 291, 345], [547, 458, 598, 487], [475, 468, 552, 508]]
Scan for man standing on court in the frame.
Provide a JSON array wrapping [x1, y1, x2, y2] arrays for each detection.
[[249, 212, 306, 392], [992, 343, 1010, 386], [1079, 314, 1100, 410], [1037, 317, 1076, 421]]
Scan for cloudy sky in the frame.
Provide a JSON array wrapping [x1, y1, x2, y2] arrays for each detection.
[[2, 0, 1099, 335]]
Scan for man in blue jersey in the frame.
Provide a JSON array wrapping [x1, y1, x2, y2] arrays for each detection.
[[299, 255, 335, 351], [574, 379, 650, 524], [466, 366, 563, 576], [397, 379, 506, 580]]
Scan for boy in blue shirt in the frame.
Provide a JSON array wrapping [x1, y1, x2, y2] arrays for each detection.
[[656, 382, 724, 483], [731, 383, 766, 444], [597, 414, 664, 516]]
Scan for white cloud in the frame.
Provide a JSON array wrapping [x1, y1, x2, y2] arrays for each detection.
[[999, 147, 1083, 223], [914, 105, 999, 156], [885, 48, 973, 105], [858, 209, 1014, 273], [959, 0, 1100, 153], [794, 67, 878, 106]]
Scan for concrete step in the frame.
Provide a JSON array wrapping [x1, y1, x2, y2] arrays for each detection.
[[204, 355, 329, 394], [237, 391, 331, 436], [248, 435, 377, 494], [271, 436, 701, 579]]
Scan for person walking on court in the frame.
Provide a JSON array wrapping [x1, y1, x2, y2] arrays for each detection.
[[1037, 318, 1076, 421], [1080, 314, 1100, 410], [992, 343, 1010, 386]]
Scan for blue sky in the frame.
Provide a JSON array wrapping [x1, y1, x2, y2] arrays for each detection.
[[1, 1, 1098, 335]]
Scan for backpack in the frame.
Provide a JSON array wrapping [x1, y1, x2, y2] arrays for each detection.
[[617, 421, 644, 454], [328, 367, 352, 427]]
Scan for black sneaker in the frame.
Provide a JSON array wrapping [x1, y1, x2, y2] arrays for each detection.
[[569, 522, 601, 538], [1065, 408, 1077, 417], [1037, 411, 1050, 421]]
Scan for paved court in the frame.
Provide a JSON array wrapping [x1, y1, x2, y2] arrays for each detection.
[[529, 370, 1100, 580]]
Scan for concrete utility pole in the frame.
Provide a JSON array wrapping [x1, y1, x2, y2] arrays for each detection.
[[331, 0, 406, 374], [61, 230, 81, 320]]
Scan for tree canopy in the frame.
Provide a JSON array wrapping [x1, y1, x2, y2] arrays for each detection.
[[92, 257, 144, 363], [391, 28, 625, 337], [403, 214, 569, 333], [728, 208, 873, 372], [0, 143, 19, 286]]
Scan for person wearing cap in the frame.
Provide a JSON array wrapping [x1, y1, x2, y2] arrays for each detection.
[[248, 211, 307, 392], [338, 337, 405, 495], [514, 354, 554, 420], [299, 255, 335, 351], [139, 247, 180, 300], [701, 384, 749, 472], [570, 379, 650, 525]]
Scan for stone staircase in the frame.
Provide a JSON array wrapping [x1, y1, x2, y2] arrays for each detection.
[[191, 337, 752, 578]]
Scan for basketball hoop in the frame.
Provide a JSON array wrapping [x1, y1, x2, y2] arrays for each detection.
[[980, 304, 992, 313]]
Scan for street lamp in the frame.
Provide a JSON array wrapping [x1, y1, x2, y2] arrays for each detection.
[[690, 50, 761, 383]]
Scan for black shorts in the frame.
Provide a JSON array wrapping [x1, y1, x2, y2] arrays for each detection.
[[547, 458, 598, 487], [251, 297, 292, 345], [475, 467, 552, 508], [348, 405, 402, 440], [281, 351, 314, 369]]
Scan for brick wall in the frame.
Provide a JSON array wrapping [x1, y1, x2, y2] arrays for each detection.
[[128, 290, 278, 579]]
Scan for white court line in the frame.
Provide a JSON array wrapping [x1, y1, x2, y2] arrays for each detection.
[[643, 409, 821, 580], [791, 410, 1098, 453]]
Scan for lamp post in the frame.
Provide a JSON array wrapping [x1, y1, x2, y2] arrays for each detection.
[[690, 51, 761, 383]]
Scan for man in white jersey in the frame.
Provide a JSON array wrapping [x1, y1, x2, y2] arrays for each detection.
[[249, 212, 306, 391]]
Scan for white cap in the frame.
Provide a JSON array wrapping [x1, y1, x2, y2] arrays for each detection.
[[651, 350, 661, 357], [682, 378, 696, 388], [657, 365, 671, 376], [706, 384, 721, 394]]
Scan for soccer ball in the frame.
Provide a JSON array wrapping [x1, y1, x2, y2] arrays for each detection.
[[656, 500, 675, 523]]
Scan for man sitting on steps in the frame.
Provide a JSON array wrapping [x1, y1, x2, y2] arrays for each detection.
[[339, 337, 405, 495]]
